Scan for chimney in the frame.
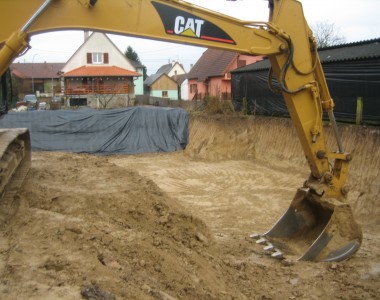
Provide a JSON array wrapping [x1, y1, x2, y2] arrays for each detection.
[[84, 31, 90, 42]]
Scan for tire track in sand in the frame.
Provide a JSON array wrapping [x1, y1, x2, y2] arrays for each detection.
[[110, 153, 306, 237]]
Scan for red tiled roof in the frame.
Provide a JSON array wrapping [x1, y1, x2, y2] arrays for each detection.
[[63, 66, 140, 77]]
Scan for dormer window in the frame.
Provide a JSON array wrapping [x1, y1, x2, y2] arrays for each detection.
[[92, 53, 103, 64], [86, 52, 109, 64]]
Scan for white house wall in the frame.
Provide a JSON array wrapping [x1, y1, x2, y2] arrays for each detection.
[[181, 79, 189, 100], [62, 32, 136, 73], [167, 63, 186, 77]]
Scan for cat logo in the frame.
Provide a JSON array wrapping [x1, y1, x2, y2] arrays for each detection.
[[174, 16, 205, 38], [152, 1, 236, 45]]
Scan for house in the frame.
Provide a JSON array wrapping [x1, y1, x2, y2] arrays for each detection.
[[231, 38, 380, 124], [11, 62, 65, 99], [156, 61, 186, 78], [177, 73, 189, 100], [144, 73, 179, 100], [144, 61, 188, 100], [61, 32, 143, 108], [187, 48, 262, 100]]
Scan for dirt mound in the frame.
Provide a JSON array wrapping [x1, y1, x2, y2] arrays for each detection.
[[0, 153, 246, 299], [0, 114, 379, 299]]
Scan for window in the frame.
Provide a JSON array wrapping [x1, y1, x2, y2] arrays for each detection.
[[87, 53, 109, 64], [162, 91, 168, 97], [92, 53, 103, 64], [190, 84, 197, 93]]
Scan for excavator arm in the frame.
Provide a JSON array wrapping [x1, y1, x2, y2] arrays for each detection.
[[0, 0, 362, 261]]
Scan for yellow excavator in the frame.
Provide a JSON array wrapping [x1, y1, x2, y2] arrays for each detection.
[[0, 0, 362, 261]]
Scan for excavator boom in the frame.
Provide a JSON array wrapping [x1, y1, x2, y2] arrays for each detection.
[[0, 0, 362, 261]]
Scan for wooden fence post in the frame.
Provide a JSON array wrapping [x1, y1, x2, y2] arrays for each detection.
[[356, 97, 363, 125]]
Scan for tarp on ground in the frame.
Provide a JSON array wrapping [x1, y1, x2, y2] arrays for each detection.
[[0, 106, 189, 154]]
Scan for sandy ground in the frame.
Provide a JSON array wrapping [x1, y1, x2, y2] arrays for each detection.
[[0, 114, 379, 299]]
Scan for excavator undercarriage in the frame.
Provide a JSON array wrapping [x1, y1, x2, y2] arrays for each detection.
[[0, 69, 31, 202], [0, 129, 31, 201]]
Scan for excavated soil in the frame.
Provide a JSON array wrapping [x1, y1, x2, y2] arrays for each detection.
[[0, 114, 379, 299]]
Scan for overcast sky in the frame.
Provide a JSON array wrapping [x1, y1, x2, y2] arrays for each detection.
[[13, 0, 380, 75]]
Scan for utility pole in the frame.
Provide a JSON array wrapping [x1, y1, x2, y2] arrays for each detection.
[[51, 65, 54, 101], [32, 53, 38, 93]]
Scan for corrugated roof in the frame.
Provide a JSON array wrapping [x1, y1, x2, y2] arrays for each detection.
[[232, 38, 380, 73], [187, 49, 237, 81], [318, 38, 380, 63], [63, 66, 140, 77], [11, 62, 65, 78]]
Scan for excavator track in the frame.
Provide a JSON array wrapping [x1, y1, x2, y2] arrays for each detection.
[[0, 129, 31, 202]]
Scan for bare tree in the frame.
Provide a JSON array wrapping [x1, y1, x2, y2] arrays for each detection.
[[310, 20, 346, 48], [96, 93, 116, 109], [94, 83, 128, 109]]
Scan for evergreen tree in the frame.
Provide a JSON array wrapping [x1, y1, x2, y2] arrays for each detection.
[[124, 46, 147, 79], [124, 46, 141, 63]]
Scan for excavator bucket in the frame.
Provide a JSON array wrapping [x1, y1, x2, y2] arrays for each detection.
[[0, 128, 31, 200], [252, 188, 362, 262]]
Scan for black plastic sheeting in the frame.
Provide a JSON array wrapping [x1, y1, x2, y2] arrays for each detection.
[[0, 106, 189, 154], [232, 59, 380, 124]]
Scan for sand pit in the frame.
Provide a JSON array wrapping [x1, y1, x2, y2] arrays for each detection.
[[0, 114, 379, 299]]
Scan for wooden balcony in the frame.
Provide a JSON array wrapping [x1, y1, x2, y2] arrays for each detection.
[[65, 83, 129, 95]]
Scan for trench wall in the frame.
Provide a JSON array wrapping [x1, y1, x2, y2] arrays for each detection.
[[186, 114, 380, 223]]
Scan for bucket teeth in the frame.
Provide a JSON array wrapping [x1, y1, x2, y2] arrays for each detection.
[[256, 237, 268, 244], [263, 243, 274, 251], [249, 233, 261, 239], [250, 233, 268, 244], [250, 233, 284, 259], [271, 250, 283, 259]]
